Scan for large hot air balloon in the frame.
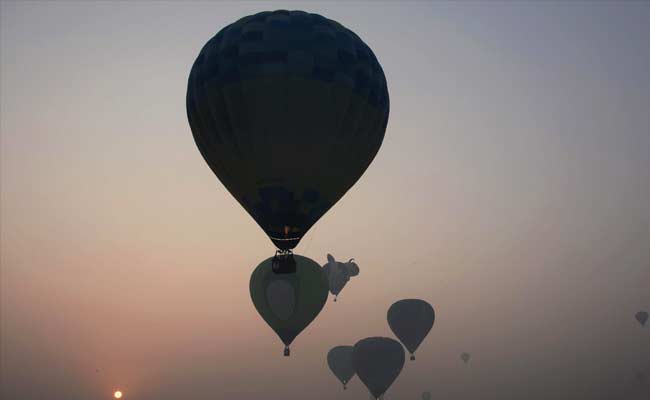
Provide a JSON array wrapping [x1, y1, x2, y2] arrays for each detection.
[[322, 254, 360, 301], [352, 337, 405, 400], [635, 311, 648, 327], [249, 255, 329, 356], [327, 346, 356, 390], [186, 10, 389, 256], [461, 352, 471, 364], [387, 299, 435, 360]]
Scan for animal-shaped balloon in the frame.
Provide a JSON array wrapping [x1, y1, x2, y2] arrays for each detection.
[[322, 254, 360, 301]]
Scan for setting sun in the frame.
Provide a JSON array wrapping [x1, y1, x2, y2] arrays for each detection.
[[113, 390, 122, 399]]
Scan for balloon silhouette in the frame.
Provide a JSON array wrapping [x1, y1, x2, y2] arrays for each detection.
[[635, 311, 648, 327], [250, 255, 329, 356], [387, 299, 435, 360], [352, 337, 405, 400], [187, 10, 389, 251], [422, 391, 432, 400], [322, 254, 360, 301], [461, 352, 471, 364], [327, 346, 356, 390]]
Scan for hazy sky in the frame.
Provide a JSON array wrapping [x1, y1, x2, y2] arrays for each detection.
[[2, 1, 649, 400]]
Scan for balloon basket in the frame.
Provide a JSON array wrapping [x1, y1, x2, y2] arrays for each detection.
[[272, 250, 296, 274]]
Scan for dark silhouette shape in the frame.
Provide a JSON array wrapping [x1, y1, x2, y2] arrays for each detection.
[[387, 299, 435, 360], [352, 337, 405, 399], [461, 352, 471, 364], [186, 10, 389, 250], [635, 311, 648, 326], [422, 390, 431, 400], [249, 255, 328, 356], [322, 254, 360, 301], [271, 250, 297, 274], [327, 345, 356, 390]]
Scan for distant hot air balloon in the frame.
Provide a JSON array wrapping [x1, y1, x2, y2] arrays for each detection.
[[186, 10, 389, 256], [250, 255, 329, 356], [322, 254, 360, 301], [327, 346, 356, 390], [387, 299, 435, 360], [461, 352, 471, 364], [635, 311, 648, 327], [352, 337, 405, 400], [422, 391, 432, 400]]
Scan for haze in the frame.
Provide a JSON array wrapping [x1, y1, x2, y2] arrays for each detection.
[[1, 1, 649, 400]]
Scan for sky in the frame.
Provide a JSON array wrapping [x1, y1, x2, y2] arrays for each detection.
[[1, 1, 650, 400]]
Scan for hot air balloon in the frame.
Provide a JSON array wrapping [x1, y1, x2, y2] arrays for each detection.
[[249, 254, 329, 356], [186, 10, 389, 262], [327, 346, 356, 390], [422, 391, 432, 400], [387, 299, 435, 360], [635, 311, 648, 327], [352, 337, 405, 400], [461, 352, 471, 364], [322, 254, 360, 301]]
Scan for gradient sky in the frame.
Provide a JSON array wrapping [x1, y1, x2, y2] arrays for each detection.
[[2, 1, 650, 400]]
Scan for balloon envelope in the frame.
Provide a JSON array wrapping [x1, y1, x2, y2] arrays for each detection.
[[387, 299, 435, 359], [461, 352, 471, 363], [322, 254, 357, 299], [352, 337, 405, 399], [187, 10, 389, 250], [422, 391, 432, 400], [327, 346, 356, 389], [635, 311, 648, 326], [249, 255, 329, 354]]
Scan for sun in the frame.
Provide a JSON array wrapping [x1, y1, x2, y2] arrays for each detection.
[[114, 390, 123, 399]]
